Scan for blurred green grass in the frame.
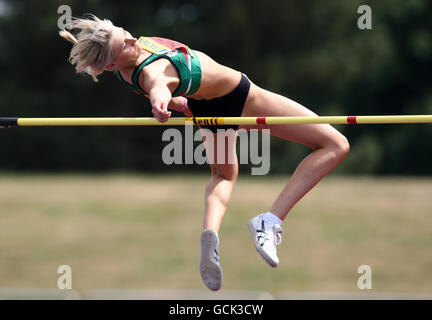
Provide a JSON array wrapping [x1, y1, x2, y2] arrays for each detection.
[[0, 173, 431, 294]]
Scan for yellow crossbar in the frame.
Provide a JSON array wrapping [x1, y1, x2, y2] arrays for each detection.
[[1, 115, 432, 128]]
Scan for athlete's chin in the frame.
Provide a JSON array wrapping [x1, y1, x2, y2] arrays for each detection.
[[128, 50, 141, 64]]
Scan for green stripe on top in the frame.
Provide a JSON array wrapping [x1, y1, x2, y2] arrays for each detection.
[[132, 54, 160, 94], [115, 70, 144, 94]]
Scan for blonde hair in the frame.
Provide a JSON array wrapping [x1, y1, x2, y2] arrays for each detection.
[[59, 14, 115, 82]]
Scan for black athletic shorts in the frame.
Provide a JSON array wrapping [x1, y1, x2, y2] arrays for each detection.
[[187, 73, 251, 133]]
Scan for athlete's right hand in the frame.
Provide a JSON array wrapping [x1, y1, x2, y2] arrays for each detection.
[[147, 77, 174, 123], [152, 101, 172, 123]]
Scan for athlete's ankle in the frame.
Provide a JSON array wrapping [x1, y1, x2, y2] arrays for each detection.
[[262, 211, 283, 225]]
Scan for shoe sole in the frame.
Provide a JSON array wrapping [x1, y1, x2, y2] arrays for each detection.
[[248, 220, 279, 268], [199, 229, 223, 291]]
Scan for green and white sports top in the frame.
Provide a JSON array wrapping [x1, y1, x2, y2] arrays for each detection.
[[115, 36, 202, 97]]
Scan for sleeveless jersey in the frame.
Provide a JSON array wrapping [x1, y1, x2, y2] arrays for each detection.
[[115, 36, 202, 97]]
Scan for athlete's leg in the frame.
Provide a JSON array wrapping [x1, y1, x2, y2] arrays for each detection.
[[201, 128, 239, 232], [199, 128, 238, 291], [240, 83, 350, 220], [240, 83, 349, 267]]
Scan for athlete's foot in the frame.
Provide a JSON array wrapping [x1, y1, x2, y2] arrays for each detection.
[[248, 214, 283, 267], [199, 229, 223, 291]]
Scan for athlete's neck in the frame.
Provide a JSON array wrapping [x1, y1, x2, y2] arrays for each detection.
[[118, 50, 152, 73]]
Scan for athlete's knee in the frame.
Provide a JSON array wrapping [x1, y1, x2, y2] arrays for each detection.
[[331, 133, 350, 160], [210, 163, 238, 182]]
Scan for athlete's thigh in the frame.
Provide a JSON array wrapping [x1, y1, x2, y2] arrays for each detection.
[[239, 84, 343, 150]]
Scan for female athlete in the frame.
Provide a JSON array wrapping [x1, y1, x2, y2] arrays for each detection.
[[60, 14, 350, 291]]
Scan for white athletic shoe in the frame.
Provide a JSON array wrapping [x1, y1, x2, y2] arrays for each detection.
[[248, 214, 283, 267], [199, 229, 223, 291]]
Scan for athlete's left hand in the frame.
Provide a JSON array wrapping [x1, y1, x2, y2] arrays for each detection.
[[168, 97, 193, 117]]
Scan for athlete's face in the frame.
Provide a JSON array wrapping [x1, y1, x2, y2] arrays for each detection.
[[107, 26, 140, 69]]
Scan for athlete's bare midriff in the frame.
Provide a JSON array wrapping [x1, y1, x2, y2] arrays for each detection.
[[189, 50, 242, 100]]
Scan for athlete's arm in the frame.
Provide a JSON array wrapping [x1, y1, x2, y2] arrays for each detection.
[[143, 72, 172, 123]]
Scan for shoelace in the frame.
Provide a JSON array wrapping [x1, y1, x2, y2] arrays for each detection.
[[214, 249, 220, 263], [273, 224, 283, 245]]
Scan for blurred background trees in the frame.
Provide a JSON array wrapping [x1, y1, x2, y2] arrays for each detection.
[[0, 0, 431, 174]]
